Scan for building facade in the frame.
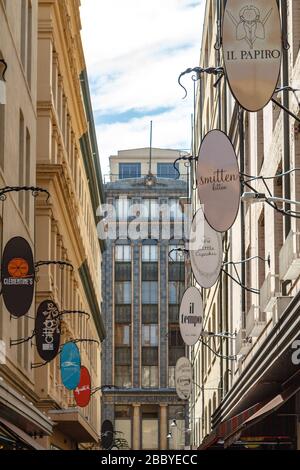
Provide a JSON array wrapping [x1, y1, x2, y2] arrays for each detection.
[[190, 0, 300, 450], [102, 148, 189, 450], [0, 0, 105, 450]]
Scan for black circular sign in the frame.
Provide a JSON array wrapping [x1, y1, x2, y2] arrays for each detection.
[[101, 420, 114, 450], [1, 237, 35, 317], [35, 300, 61, 362]]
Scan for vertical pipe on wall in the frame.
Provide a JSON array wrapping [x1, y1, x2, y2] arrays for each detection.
[[239, 107, 246, 330]]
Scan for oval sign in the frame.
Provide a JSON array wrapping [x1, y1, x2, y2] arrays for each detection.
[[179, 287, 203, 346], [1, 237, 35, 317], [35, 300, 60, 362], [197, 130, 240, 233], [222, 0, 282, 112], [190, 208, 223, 289], [175, 357, 192, 400], [60, 342, 81, 390], [73, 366, 91, 408], [101, 420, 114, 450]]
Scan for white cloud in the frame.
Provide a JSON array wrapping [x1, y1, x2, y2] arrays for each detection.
[[80, 0, 205, 174]]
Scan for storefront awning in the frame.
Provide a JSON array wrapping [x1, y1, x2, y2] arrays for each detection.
[[198, 402, 263, 450], [48, 408, 99, 443], [0, 416, 45, 450], [223, 370, 300, 448]]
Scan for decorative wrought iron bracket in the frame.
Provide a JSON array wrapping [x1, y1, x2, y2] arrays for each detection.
[[35, 260, 73, 271], [178, 66, 224, 99], [0, 186, 50, 202], [0, 59, 7, 81]]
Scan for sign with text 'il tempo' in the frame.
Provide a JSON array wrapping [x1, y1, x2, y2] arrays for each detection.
[[197, 130, 240, 233], [189, 208, 223, 289], [179, 287, 203, 346], [222, 0, 282, 112], [73, 366, 91, 408], [60, 342, 81, 390], [35, 300, 60, 362], [175, 357, 192, 400], [1, 237, 35, 317]]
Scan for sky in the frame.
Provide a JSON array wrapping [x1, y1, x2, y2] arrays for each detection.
[[80, 0, 205, 177]]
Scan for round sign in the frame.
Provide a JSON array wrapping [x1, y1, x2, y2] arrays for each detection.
[[60, 342, 81, 390], [222, 0, 282, 112], [179, 287, 203, 346], [35, 300, 60, 362], [175, 357, 192, 400], [197, 130, 240, 233], [189, 209, 223, 289], [101, 420, 114, 450], [73, 366, 91, 408], [1, 237, 35, 317]]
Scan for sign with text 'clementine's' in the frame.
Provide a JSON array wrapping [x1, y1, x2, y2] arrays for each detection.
[[222, 0, 282, 112], [1, 237, 35, 318], [197, 130, 240, 233]]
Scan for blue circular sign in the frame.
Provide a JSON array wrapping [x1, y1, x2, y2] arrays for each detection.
[[60, 342, 81, 390]]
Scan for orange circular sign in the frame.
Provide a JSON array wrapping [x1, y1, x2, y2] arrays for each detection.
[[8, 257, 29, 278]]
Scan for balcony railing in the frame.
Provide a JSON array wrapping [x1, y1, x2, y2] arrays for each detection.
[[272, 296, 293, 325], [235, 328, 251, 356], [279, 231, 300, 281], [260, 273, 280, 313], [104, 173, 189, 184], [246, 305, 266, 338]]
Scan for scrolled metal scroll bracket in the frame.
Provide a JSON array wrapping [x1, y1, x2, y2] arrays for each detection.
[[0, 59, 8, 81], [0, 186, 50, 202], [173, 154, 198, 179], [178, 66, 224, 99], [59, 310, 90, 319], [35, 260, 74, 271]]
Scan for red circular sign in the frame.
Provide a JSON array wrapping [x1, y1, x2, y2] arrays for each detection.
[[73, 366, 91, 407]]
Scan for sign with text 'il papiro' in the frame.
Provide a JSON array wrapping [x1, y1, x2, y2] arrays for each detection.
[[35, 300, 60, 362], [1, 237, 35, 317], [222, 0, 282, 112], [179, 287, 203, 346], [175, 357, 192, 400], [197, 130, 240, 233], [189, 208, 223, 289]]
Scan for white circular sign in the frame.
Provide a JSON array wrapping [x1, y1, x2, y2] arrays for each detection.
[[197, 130, 240, 233], [189, 208, 223, 289], [175, 357, 192, 400], [179, 287, 203, 346], [222, 0, 282, 112]]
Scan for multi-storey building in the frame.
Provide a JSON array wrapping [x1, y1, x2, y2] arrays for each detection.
[[102, 148, 189, 450], [190, 0, 300, 451], [0, 0, 105, 450]]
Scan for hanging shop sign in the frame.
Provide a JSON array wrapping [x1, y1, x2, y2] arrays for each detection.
[[35, 300, 60, 362], [179, 287, 203, 346], [222, 0, 282, 112], [197, 130, 240, 233], [189, 208, 223, 289], [1, 237, 35, 317], [101, 420, 114, 450], [175, 357, 192, 400], [60, 342, 81, 390], [73, 366, 91, 408]]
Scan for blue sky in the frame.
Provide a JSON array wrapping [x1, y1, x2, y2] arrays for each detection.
[[80, 0, 205, 175]]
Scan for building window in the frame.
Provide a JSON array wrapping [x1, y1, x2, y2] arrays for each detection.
[[142, 244, 158, 261], [115, 366, 131, 387], [119, 163, 141, 179], [115, 281, 131, 304], [116, 198, 131, 219], [169, 281, 185, 304], [168, 366, 175, 387], [141, 199, 159, 220], [142, 366, 158, 388], [142, 324, 158, 346], [115, 324, 131, 346], [157, 162, 179, 179], [115, 245, 131, 261], [169, 199, 183, 220], [142, 281, 158, 304]]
